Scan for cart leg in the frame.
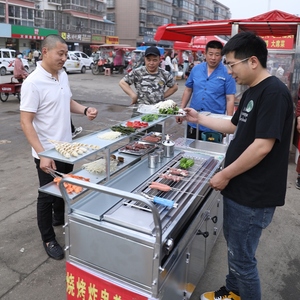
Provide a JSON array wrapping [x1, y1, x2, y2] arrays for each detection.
[[0, 92, 9, 102]]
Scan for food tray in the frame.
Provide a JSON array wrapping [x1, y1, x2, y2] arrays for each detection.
[[140, 132, 162, 144], [118, 141, 157, 156]]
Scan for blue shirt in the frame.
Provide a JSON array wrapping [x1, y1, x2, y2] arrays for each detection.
[[186, 62, 236, 131]]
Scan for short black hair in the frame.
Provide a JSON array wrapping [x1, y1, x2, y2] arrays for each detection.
[[222, 32, 268, 68], [42, 34, 67, 50], [206, 40, 223, 52]]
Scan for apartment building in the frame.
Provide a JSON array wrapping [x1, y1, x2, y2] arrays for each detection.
[[106, 0, 231, 47], [0, 0, 231, 53], [0, 0, 114, 54]]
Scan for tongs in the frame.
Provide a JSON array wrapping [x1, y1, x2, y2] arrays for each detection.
[[46, 167, 66, 178], [141, 192, 178, 208]]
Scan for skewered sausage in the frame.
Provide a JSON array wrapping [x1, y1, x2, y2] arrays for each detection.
[[149, 182, 172, 192]]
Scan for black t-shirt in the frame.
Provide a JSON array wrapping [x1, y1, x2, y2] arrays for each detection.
[[221, 76, 293, 208]]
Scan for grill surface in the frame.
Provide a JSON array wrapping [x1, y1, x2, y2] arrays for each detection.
[[103, 152, 221, 237]]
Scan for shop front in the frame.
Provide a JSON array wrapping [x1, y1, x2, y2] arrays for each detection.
[[60, 32, 92, 56], [11, 25, 58, 54]]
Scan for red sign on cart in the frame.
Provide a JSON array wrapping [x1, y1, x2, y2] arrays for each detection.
[[66, 262, 149, 300]]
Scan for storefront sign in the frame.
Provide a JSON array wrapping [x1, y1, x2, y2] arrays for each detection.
[[11, 25, 58, 39], [92, 35, 105, 44], [66, 262, 148, 300], [261, 35, 294, 50], [106, 36, 119, 44], [61, 32, 92, 43]]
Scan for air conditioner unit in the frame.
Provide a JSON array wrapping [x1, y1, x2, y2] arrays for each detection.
[[57, 6, 63, 11]]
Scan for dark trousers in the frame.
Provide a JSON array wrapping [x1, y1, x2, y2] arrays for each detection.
[[34, 158, 73, 243], [186, 124, 203, 140]]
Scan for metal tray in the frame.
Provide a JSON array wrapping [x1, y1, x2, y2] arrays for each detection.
[[140, 132, 162, 144], [118, 141, 157, 156]]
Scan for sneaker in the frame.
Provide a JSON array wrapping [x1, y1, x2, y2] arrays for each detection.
[[43, 240, 64, 260], [296, 176, 300, 190], [200, 286, 240, 300], [72, 126, 82, 138]]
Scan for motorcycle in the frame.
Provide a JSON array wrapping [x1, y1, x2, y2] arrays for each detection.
[[91, 52, 110, 75]]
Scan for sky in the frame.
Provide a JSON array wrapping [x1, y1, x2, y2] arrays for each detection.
[[220, 0, 300, 19]]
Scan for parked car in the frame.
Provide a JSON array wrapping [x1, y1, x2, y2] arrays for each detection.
[[0, 48, 29, 76], [63, 52, 86, 73], [69, 51, 94, 69]]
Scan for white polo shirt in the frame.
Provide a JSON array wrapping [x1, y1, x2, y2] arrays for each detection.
[[20, 62, 72, 159]]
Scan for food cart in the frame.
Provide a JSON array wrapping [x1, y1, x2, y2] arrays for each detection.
[[38, 109, 229, 299]]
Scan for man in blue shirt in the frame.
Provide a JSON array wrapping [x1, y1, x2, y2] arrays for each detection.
[[177, 40, 236, 139]]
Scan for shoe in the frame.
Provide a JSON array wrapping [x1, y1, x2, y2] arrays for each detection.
[[43, 240, 64, 260], [52, 218, 64, 226], [296, 176, 300, 189], [200, 286, 240, 300], [72, 126, 82, 138]]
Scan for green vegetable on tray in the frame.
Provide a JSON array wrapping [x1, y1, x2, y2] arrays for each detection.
[[111, 125, 136, 135], [141, 114, 159, 122], [179, 158, 195, 169], [158, 106, 179, 115]]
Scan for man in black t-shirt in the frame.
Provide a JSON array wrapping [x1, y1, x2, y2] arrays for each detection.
[[184, 32, 293, 300]]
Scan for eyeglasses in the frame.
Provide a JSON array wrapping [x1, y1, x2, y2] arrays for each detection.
[[225, 57, 250, 71]]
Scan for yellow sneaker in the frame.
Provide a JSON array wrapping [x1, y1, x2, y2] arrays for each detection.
[[200, 286, 240, 300]]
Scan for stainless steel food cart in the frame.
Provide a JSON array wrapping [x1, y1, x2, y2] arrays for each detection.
[[39, 115, 228, 300]]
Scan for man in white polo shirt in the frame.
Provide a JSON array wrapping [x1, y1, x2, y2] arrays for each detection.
[[20, 34, 98, 260]]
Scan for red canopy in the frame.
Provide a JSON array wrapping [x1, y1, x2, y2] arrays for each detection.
[[155, 10, 300, 42], [173, 35, 227, 51]]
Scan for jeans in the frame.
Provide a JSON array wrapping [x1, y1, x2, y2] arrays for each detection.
[[223, 197, 275, 300], [34, 158, 73, 243]]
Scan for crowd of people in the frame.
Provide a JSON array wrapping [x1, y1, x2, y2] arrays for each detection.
[[17, 32, 299, 300]]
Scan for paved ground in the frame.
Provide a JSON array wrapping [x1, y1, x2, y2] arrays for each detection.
[[0, 71, 299, 300]]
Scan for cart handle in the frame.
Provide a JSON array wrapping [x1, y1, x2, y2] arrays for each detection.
[[59, 177, 163, 246]]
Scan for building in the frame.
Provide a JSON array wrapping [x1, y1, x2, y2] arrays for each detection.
[[0, 0, 115, 54], [0, 0, 231, 53], [106, 0, 231, 47]]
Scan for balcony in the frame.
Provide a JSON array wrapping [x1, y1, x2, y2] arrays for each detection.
[[140, 0, 147, 8]]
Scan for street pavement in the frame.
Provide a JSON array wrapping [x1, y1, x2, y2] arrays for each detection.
[[0, 70, 299, 300]]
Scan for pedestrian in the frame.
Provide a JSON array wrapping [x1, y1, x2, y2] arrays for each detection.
[[182, 50, 189, 79], [176, 40, 236, 140], [295, 83, 300, 189], [183, 31, 293, 300], [20, 34, 98, 260], [164, 50, 174, 73], [13, 51, 29, 83], [172, 53, 179, 78], [119, 46, 178, 106], [33, 49, 40, 66]]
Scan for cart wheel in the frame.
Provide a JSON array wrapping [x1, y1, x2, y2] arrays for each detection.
[[17, 93, 21, 102], [0, 92, 9, 102], [91, 65, 100, 75]]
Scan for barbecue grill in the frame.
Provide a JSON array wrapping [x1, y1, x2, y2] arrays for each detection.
[[61, 149, 225, 300]]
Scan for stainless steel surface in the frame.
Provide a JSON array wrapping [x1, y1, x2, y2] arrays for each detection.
[[155, 148, 164, 162], [148, 152, 158, 168], [162, 140, 175, 157]]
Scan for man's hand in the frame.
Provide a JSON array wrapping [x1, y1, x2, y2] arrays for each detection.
[[39, 157, 56, 173], [86, 107, 98, 120], [209, 170, 230, 191], [130, 94, 138, 105], [176, 115, 184, 124], [183, 108, 199, 123]]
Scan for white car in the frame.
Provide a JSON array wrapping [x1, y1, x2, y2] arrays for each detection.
[[63, 53, 86, 73], [0, 48, 29, 76], [69, 51, 94, 69]]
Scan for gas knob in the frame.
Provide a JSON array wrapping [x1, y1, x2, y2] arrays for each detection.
[[164, 238, 174, 254]]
